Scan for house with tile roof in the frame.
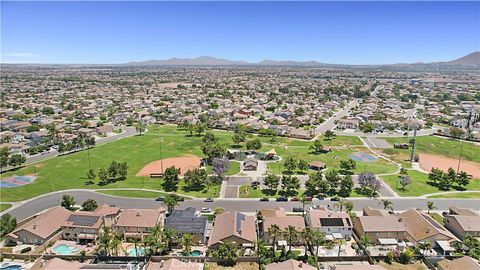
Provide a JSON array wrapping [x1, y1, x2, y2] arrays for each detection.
[[208, 211, 257, 249]]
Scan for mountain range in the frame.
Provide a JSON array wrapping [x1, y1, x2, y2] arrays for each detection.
[[126, 52, 480, 70]]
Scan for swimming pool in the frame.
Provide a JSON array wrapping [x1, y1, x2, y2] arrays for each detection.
[[0, 265, 22, 270], [53, 244, 79, 255], [127, 247, 146, 256], [178, 250, 203, 257]]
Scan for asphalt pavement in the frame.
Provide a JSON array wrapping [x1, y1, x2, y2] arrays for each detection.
[[5, 190, 480, 221]]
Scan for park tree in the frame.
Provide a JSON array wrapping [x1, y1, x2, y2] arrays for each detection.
[[428, 167, 444, 185], [399, 175, 411, 191], [438, 172, 452, 191], [449, 127, 465, 138], [264, 174, 280, 192], [339, 159, 356, 175], [0, 213, 17, 238], [8, 154, 26, 169], [82, 199, 98, 211], [1, 147, 9, 172], [309, 139, 324, 154], [297, 159, 309, 173], [163, 166, 181, 191], [183, 168, 207, 191], [361, 122, 374, 133], [98, 168, 109, 185], [324, 130, 336, 140], [212, 157, 230, 181], [318, 180, 331, 197], [358, 172, 381, 197], [456, 171, 470, 187], [281, 175, 300, 195], [284, 157, 297, 174], [305, 171, 322, 196], [201, 142, 226, 161], [108, 161, 119, 180], [232, 133, 244, 146], [117, 162, 128, 180], [135, 122, 146, 135], [325, 169, 341, 192], [246, 138, 262, 152], [202, 132, 218, 144], [212, 241, 239, 266], [61, 194, 76, 210], [338, 175, 354, 197], [194, 122, 206, 136]]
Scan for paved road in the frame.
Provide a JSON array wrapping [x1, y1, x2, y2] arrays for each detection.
[[314, 99, 359, 136], [5, 190, 480, 221], [335, 127, 438, 138]]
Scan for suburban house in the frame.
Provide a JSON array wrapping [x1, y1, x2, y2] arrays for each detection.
[[146, 258, 203, 270], [336, 118, 361, 130], [353, 215, 406, 245], [6, 207, 71, 245], [329, 265, 387, 270], [165, 207, 208, 245], [208, 211, 257, 249], [362, 207, 389, 217], [114, 208, 166, 240], [444, 209, 480, 240], [93, 204, 121, 227], [306, 208, 353, 240], [62, 211, 105, 243], [265, 259, 317, 270], [243, 159, 258, 171], [260, 207, 305, 245], [437, 256, 480, 270], [399, 209, 459, 255]]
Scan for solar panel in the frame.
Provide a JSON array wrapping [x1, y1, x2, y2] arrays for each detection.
[[68, 215, 100, 226], [319, 218, 344, 227], [236, 213, 246, 233]]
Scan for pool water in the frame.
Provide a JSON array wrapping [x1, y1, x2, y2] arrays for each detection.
[[179, 250, 203, 257], [53, 244, 79, 255], [127, 247, 146, 256], [0, 265, 22, 270]]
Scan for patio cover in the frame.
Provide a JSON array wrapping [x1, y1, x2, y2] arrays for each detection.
[[437, 240, 455, 252], [378, 238, 398, 245], [332, 233, 343, 239], [325, 235, 334, 241]]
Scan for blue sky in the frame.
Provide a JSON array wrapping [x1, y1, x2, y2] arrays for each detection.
[[1, 1, 479, 64]]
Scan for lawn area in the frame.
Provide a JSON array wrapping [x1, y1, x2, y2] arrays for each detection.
[[381, 170, 480, 197], [264, 144, 397, 175], [428, 192, 480, 199], [384, 136, 480, 163], [97, 189, 169, 198], [0, 204, 12, 212], [239, 185, 366, 198], [0, 125, 227, 202], [378, 261, 426, 270]]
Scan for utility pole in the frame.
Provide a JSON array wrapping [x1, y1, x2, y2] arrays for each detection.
[[457, 140, 464, 174], [410, 126, 417, 162], [87, 147, 92, 170], [159, 135, 164, 175]]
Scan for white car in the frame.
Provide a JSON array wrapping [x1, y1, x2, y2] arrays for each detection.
[[200, 207, 211, 213]]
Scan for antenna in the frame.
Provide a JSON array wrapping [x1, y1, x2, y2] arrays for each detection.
[[159, 134, 164, 175]]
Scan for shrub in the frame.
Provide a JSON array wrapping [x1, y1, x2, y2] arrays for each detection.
[[385, 251, 394, 264]]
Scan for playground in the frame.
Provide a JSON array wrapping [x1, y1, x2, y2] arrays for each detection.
[[136, 156, 202, 177], [0, 175, 37, 188]]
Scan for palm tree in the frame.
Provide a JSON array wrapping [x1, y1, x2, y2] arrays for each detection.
[[419, 242, 432, 256], [162, 227, 177, 252], [110, 236, 122, 256], [181, 234, 194, 255], [382, 199, 393, 211], [312, 230, 325, 257], [301, 227, 315, 256], [284, 225, 298, 253], [337, 239, 346, 257], [335, 198, 350, 212], [300, 195, 310, 215], [213, 207, 225, 218], [96, 226, 112, 256], [268, 224, 281, 253], [360, 235, 370, 255], [253, 239, 265, 256], [427, 201, 436, 214], [131, 237, 140, 257]]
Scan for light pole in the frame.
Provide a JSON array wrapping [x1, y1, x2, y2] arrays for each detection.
[[159, 135, 164, 175], [457, 140, 464, 174]]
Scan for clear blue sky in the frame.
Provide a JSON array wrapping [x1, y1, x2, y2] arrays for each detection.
[[1, 1, 479, 64]]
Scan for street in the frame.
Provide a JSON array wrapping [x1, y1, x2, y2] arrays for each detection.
[[5, 190, 480, 221]]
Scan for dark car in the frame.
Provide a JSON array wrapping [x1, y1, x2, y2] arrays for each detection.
[[330, 196, 340, 201], [155, 197, 165, 202], [252, 181, 260, 186], [204, 197, 214, 202], [276, 197, 288, 202], [260, 197, 270, 202], [292, 207, 304, 212], [290, 197, 299, 202]]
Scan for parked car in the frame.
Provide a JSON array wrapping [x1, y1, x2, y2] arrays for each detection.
[[276, 197, 288, 202], [155, 197, 165, 201], [204, 197, 214, 202], [201, 207, 211, 213], [290, 197, 299, 202], [316, 196, 324, 200], [330, 196, 340, 201], [260, 197, 269, 202], [292, 207, 304, 212], [305, 196, 313, 201]]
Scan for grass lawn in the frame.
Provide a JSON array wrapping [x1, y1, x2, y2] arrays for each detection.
[[429, 213, 444, 226], [428, 192, 480, 199], [265, 143, 397, 175], [0, 204, 12, 212], [384, 136, 480, 163], [381, 170, 480, 197], [239, 185, 366, 198], [0, 125, 227, 202], [97, 189, 172, 199]]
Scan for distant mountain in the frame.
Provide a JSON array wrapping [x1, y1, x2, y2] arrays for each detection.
[[442, 51, 480, 66], [127, 56, 248, 66], [125, 52, 480, 70]]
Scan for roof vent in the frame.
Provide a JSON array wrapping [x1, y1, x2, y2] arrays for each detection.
[[137, 211, 141, 216], [33, 224, 37, 230]]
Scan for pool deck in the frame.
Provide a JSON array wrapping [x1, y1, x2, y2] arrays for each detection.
[[48, 240, 94, 255]]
